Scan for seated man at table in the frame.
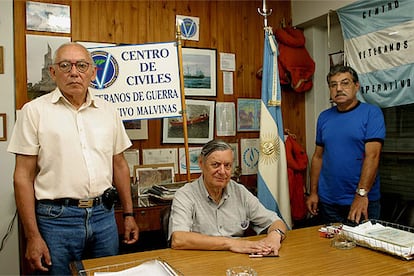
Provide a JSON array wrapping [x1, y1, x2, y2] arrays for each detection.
[[169, 139, 287, 256]]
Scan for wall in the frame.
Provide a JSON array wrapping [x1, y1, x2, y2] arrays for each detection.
[[13, 0, 303, 191], [9, 0, 300, 272], [291, 0, 356, 26], [0, 0, 19, 274]]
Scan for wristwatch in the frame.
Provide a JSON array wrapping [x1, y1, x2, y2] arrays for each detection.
[[356, 188, 368, 197], [274, 228, 286, 242]]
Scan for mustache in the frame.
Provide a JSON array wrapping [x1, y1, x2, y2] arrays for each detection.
[[335, 92, 347, 98]]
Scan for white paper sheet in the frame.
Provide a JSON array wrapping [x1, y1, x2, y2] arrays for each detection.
[[94, 259, 178, 276]]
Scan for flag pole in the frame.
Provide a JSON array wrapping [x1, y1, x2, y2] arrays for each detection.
[[257, 0, 272, 28], [176, 22, 191, 182], [258, 0, 279, 107], [257, 0, 293, 228]]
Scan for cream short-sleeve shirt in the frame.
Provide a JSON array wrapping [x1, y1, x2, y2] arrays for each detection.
[[8, 88, 132, 199]]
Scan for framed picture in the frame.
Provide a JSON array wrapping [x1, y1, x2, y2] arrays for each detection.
[[237, 98, 261, 131], [26, 1, 71, 33], [329, 51, 344, 68], [124, 149, 140, 178], [123, 119, 148, 140], [143, 148, 179, 173], [163, 99, 215, 144], [216, 102, 236, 136], [133, 164, 175, 196], [179, 147, 202, 174], [0, 113, 6, 141], [26, 34, 71, 100], [182, 48, 216, 96]]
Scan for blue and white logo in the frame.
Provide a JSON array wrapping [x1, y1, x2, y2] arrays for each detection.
[[90, 50, 119, 89], [180, 17, 197, 39]]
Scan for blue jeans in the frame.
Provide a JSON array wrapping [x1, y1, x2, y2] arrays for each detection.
[[36, 202, 119, 275], [318, 200, 381, 224]]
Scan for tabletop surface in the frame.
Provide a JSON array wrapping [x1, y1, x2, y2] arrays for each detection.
[[72, 225, 414, 276]]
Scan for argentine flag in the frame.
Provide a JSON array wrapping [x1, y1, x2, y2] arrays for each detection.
[[337, 0, 414, 108], [257, 28, 292, 228]]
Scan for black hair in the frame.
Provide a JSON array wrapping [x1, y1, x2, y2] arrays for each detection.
[[327, 65, 359, 83]]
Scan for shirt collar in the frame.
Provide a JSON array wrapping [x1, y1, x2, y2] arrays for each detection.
[[198, 176, 230, 204], [50, 88, 99, 108]]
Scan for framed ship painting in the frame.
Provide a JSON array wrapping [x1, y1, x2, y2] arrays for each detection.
[[182, 48, 216, 96], [163, 99, 214, 144]]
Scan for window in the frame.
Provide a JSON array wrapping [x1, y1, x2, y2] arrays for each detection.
[[380, 103, 414, 201]]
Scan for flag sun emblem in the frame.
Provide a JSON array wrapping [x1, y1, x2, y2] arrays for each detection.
[[259, 134, 280, 165]]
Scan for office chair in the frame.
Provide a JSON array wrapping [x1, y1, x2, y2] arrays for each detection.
[[160, 205, 171, 247]]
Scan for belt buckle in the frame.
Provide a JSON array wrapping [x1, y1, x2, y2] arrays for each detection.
[[78, 199, 94, 208]]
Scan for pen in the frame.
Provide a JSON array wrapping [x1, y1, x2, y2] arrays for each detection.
[[248, 253, 279, 258]]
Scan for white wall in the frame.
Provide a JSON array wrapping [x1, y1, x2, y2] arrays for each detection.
[[0, 0, 19, 275], [291, 0, 356, 26]]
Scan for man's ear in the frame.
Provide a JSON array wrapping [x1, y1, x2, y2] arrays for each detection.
[[198, 156, 203, 168], [91, 66, 97, 81], [49, 66, 56, 81]]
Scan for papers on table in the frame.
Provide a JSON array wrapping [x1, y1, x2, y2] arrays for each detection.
[[342, 221, 414, 260], [366, 227, 414, 248], [93, 259, 179, 276]]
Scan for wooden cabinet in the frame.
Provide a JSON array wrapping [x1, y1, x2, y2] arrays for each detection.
[[114, 204, 170, 234]]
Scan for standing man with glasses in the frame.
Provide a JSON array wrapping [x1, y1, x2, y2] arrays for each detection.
[[306, 65, 386, 225], [169, 139, 287, 256], [8, 42, 139, 275]]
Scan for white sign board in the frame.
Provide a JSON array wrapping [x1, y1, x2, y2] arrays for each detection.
[[88, 42, 182, 120]]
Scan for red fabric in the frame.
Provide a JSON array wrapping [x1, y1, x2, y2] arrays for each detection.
[[274, 27, 315, 93], [285, 135, 308, 221]]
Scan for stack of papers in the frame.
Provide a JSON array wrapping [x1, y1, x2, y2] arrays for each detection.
[[342, 221, 414, 260], [94, 259, 180, 276]]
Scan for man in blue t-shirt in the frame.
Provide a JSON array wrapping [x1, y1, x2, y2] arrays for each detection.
[[306, 65, 385, 224]]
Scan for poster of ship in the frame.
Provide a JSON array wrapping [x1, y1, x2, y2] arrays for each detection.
[[182, 48, 216, 96], [163, 99, 214, 144]]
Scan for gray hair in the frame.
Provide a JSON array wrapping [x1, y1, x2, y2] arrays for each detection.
[[52, 42, 95, 65], [200, 139, 233, 160]]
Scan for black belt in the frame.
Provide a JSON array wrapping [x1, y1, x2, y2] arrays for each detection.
[[37, 196, 103, 208]]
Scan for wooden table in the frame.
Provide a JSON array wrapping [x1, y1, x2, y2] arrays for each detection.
[[71, 226, 414, 275]]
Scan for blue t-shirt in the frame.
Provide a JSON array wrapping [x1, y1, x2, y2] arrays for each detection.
[[316, 102, 385, 205]]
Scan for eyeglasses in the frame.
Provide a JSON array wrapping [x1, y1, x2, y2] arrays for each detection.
[[328, 78, 354, 90], [53, 61, 91, 73]]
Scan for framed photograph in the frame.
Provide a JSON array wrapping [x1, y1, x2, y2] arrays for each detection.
[[0, 113, 6, 141], [182, 48, 216, 96], [26, 34, 71, 100], [123, 119, 148, 140], [163, 99, 215, 144], [179, 147, 202, 174], [124, 149, 140, 178], [229, 142, 239, 176], [237, 98, 261, 131], [26, 1, 71, 33], [133, 164, 175, 196], [216, 102, 236, 136], [143, 148, 178, 173], [240, 138, 260, 175], [329, 51, 344, 68]]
